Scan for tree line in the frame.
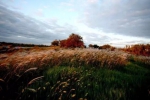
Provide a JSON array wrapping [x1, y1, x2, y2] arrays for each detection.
[[51, 33, 116, 50], [0, 42, 49, 47], [88, 44, 116, 50], [51, 33, 150, 56]]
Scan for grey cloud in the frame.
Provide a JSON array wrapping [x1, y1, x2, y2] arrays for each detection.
[[82, 0, 150, 38], [0, 4, 75, 44], [81, 32, 113, 45]]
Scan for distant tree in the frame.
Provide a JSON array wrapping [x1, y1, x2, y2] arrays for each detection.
[[60, 39, 67, 47], [101, 44, 111, 49], [89, 44, 93, 48], [51, 40, 59, 46], [65, 33, 84, 48], [99, 46, 102, 49], [93, 44, 99, 48], [98, 44, 115, 51]]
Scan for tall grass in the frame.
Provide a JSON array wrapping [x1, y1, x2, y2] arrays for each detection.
[[19, 62, 150, 100], [0, 48, 148, 84], [129, 55, 150, 65], [0, 48, 129, 74], [0, 48, 150, 100]]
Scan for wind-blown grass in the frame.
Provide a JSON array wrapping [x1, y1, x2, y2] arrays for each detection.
[[0, 48, 129, 74], [0, 48, 150, 100], [18, 62, 150, 100], [130, 55, 150, 65]]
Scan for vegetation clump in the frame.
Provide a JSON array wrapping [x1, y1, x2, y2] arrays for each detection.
[[51, 33, 84, 48]]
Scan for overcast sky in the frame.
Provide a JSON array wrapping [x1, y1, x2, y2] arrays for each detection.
[[0, 0, 150, 47]]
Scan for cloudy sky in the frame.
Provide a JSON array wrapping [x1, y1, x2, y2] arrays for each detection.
[[0, 0, 150, 47]]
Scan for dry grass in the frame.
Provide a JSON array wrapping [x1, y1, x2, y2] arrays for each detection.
[[0, 48, 150, 100], [0, 48, 130, 74], [27, 76, 44, 85], [132, 55, 150, 65]]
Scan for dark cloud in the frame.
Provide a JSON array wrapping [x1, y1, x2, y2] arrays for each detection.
[[82, 0, 150, 38], [0, 4, 75, 45]]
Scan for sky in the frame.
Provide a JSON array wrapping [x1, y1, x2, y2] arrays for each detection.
[[0, 0, 150, 47]]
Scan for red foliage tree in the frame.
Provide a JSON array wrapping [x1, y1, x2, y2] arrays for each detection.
[[65, 33, 84, 48], [60, 33, 84, 48], [60, 39, 67, 47]]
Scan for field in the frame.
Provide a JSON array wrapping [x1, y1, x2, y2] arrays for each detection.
[[0, 47, 150, 100]]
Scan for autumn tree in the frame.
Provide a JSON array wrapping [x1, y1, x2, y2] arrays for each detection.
[[101, 44, 111, 49], [65, 33, 84, 48], [89, 44, 93, 48], [51, 40, 59, 46], [60, 39, 67, 47], [99, 44, 115, 51]]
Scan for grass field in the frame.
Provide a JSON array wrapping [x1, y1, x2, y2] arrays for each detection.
[[0, 48, 150, 100]]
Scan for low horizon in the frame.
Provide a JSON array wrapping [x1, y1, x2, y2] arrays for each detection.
[[1, 41, 150, 49]]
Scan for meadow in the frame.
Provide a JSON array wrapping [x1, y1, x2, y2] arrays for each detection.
[[0, 47, 150, 100]]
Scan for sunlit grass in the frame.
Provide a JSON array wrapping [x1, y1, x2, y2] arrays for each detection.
[[0, 48, 129, 74], [0, 48, 150, 100]]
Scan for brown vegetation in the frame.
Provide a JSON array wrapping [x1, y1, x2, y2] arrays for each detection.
[[123, 44, 150, 56], [0, 48, 129, 76], [51, 33, 84, 48]]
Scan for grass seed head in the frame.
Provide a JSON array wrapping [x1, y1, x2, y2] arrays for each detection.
[[27, 76, 44, 85]]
